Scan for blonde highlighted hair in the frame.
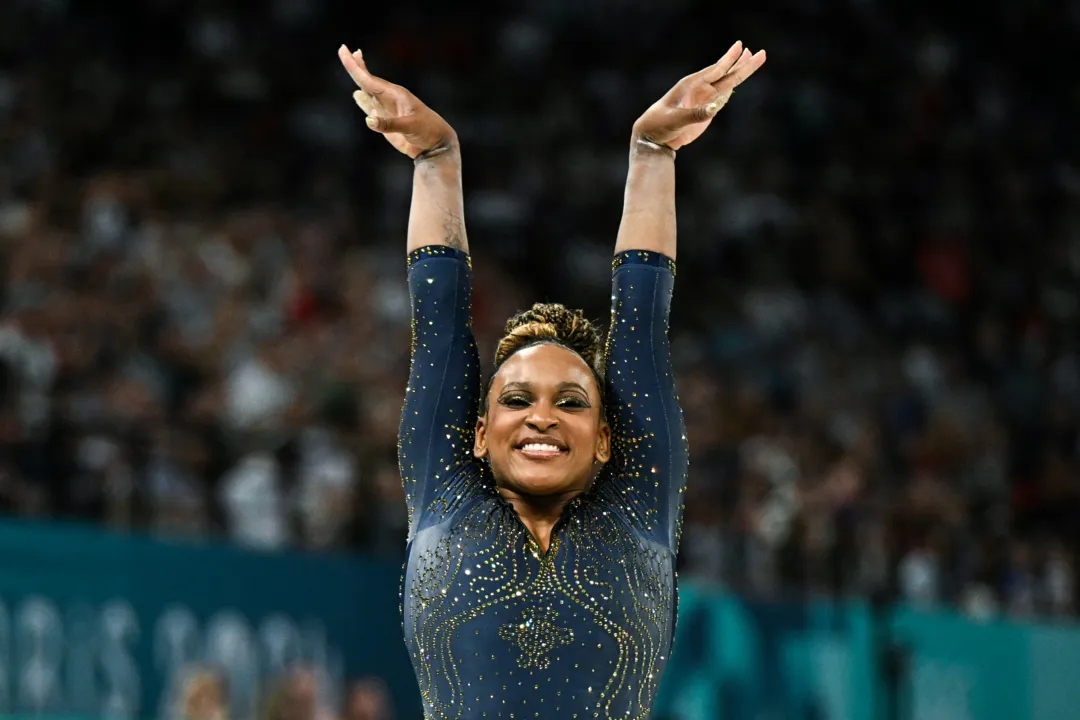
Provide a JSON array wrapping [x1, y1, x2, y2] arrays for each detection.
[[484, 303, 605, 409]]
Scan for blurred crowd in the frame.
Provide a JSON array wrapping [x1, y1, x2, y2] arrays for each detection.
[[177, 667, 391, 720], [1, 0, 1079, 624]]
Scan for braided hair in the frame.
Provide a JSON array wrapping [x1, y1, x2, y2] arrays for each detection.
[[483, 302, 605, 411]]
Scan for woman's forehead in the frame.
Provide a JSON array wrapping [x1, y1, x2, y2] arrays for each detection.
[[492, 343, 597, 390]]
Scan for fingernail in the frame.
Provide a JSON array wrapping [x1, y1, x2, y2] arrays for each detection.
[[339, 44, 347, 52], [365, 117, 377, 128], [706, 103, 719, 116], [353, 49, 363, 59]]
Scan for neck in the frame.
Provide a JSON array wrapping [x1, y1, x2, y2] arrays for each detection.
[[497, 487, 582, 554]]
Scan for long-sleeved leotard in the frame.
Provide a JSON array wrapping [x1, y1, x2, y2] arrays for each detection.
[[399, 245, 688, 719]]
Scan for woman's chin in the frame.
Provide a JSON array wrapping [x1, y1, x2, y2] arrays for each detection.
[[503, 471, 580, 498]]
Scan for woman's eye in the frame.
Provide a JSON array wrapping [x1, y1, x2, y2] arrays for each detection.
[[501, 396, 530, 408], [556, 397, 588, 409]]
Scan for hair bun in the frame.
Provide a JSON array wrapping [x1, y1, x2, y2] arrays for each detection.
[[494, 302, 604, 378]]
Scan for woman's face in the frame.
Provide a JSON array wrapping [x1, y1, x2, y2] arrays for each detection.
[[475, 343, 610, 497]]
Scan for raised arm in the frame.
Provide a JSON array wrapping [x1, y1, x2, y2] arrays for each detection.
[[604, 42, 766, 550], [340, 46, 481, 537], [338, 45, 467, 254], [615, 40, 766, 258]]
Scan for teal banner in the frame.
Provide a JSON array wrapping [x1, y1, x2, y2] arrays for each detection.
[[653, 584, 1080, 720], [892, 607, 1080, 719], [653, 585, 878, 719], [4, 520, 1080, 720], [0, 520, 418, 720]]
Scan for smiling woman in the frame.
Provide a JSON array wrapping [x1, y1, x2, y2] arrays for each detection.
[[338, 38, 765, 720], [399, 244, 685, 718], [474, 304, 612, 531]]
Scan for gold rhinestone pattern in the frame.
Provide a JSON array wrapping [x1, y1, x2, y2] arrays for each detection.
[[399, 247, 688, 719]]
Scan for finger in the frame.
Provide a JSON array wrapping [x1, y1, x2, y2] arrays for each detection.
[[352, 50, 405, 105], [350, 49, 389, 92], [665, 102, 722, 128], [730, 49, 766, 84], [708, 49, 751, 96], [364, 114, 416, 134], [338, 45, 393, 95], [700, 41, 744, 83], [713, 49, 767, 93], [722, 49, 754, 80], [353, 90, 376, 116], [338, 45, 366, 86]]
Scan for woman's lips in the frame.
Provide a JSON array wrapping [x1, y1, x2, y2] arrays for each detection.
[[517, 443, 567, 460]]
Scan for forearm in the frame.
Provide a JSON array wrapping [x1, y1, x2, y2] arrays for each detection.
[[613, 139, 677, 260], [407, 139, 469, 254]]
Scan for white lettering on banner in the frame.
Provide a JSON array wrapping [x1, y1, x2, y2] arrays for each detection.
[[156, 609, 343, 720], [0, 600, 10, 711], [0, 596, 346, 720], [65, 603, 99, 716], [101, 601, 140, 720], [204, 612, 257, 720], [155, 605, 200, 720], [259, 614, 303, 677], [15, 596, 63, 715], [300, 621, 344, 711]]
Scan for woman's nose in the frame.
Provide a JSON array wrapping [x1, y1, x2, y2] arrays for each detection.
[[525, 405, 558, 431]]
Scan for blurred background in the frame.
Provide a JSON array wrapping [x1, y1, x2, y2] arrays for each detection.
[[0, 0, 1078, 718]]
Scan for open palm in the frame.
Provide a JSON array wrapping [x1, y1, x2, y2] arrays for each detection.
[[634, 41, 767, 151]]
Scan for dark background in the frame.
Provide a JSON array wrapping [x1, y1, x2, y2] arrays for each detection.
[[1, 1, 1078, 700]]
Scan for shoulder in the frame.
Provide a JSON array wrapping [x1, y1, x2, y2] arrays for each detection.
[[410, 463, 499, 534], [585, 468, 679, 545]]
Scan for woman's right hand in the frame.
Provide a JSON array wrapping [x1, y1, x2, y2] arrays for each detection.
[[338, 45, 456, 159]]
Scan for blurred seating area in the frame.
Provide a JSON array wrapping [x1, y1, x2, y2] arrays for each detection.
[[178, 666, 392, 720], [1, 0, 1078, 621]]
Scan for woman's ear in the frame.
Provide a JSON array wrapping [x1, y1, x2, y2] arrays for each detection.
[[594, 421, 612, 464], [474, 416, 489, 459]]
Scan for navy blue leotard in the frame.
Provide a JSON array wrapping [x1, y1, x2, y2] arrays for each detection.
[[399, 245, 688, 719]]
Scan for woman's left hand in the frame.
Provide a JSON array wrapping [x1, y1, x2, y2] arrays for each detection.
[[633, 41, 766, 152]]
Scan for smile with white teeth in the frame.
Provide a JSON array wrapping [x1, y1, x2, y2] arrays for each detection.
[[521, 443, 562, 453], [516, 441, 566, 459]]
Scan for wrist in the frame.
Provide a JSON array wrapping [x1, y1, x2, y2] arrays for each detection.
[[630, 133, 676, 160], [413, 133, 460, 165]]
